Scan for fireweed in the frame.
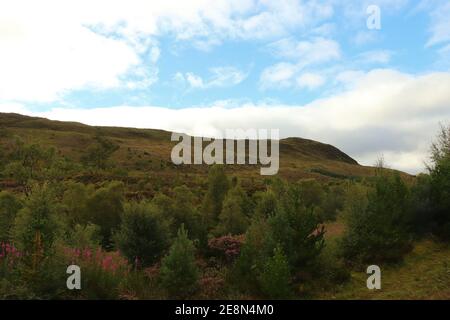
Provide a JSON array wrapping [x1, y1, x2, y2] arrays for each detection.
[[0, 242, 22, 277]]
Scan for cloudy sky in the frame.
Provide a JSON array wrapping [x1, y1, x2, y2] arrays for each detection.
[[1, 0, 450, 174]]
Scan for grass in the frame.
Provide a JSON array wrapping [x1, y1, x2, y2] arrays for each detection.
[[319, 238, 450, 300]]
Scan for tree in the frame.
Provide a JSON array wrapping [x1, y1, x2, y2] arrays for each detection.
[[62, 182, 92, 226], [171, 185, 206, 243], [3, 139, 55, 187], [258, 246, 292, 299], [0, 191, 23, 242], [201, 165, 230, 227], [268, 182, 325, 269], [85, 181, 124, 248], [81, 134, 119, 170], [340, 173, 412, 263], [412, 123, 450, 240], [115, 201, 170, 267], [215, 185, 249, 236], [159, 225, 198, 298], [233, 217, 275, 291], [13, 184, 64, 262]]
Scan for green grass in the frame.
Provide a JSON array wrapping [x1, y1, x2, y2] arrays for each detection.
[[319, 239, 450, 300]]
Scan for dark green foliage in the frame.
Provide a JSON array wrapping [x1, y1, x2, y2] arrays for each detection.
[[407, 125, 450, 240], [0, 191, 22, 242], [269, 181, 325, 268], [159, 225, 198, 298], [62, 181, 91, 226], [115, 201, 170, 267], [81, 134, 119, 170], [340, 173, 413, 263], [171, 185, 206, 243], [201, 165, 230, 227], [258, 246, 292, 299], [320, 184, 345, 221], [4, 139, 57, 186], [215, 185, 249, 236], [85, 181, 124, 248], [13, 184, 64, 255]]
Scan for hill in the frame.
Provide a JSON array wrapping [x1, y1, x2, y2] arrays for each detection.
[[0, 112, 399, 193]]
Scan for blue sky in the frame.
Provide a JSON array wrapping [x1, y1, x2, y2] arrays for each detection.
[[1, 0, 450, 173]]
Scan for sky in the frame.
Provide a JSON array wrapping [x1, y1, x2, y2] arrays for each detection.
[[1, 0, 450, 174]]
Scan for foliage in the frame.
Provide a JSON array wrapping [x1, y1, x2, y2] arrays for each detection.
[[258, 246, 292, 299], [159, 225, 199, 298], [208, 234, 245, 263], [114, 201, 170, 267], [340, 173, 413, 263], [201, 165, 230, 227], [85, 181, 124, 248], [81, 134, 119, 170], [215, 185, 249, 236], [0, 191, 23, 242]]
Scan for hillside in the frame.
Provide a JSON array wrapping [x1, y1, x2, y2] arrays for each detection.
[[0, 112, 391, 192]]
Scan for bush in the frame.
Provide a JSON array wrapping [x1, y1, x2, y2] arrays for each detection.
[[258, 246, 292, 299], [215, 185, 249, 236], [340, 174, 413, 263], [159, 225, 198, 298], [115, 201, 170, 267], [13, 184, 64, 256], [0, 191, 22, 242], [201, 165, 230, 227], [85, 181, 124, 248], [269, 182, 325, 269]]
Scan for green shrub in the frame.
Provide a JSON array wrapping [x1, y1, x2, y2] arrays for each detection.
[[340, 174, 413, 263], [215, 185, 249, 236], [85, 181, 124, 248], [115, 201, 170, 267], [159, 225, 198, 298], [0, 191, 22, 242], [258, 246, 292, 299]]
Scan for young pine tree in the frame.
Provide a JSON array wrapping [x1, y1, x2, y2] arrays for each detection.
[[258, 246, 292, 299], [0, 191, 23, 242], [340, 173, 412, 263], [159, 225, 198, 298], [215, 185, 249, 236], [115, 201, 170, 267], [201, 165, 230, 227]]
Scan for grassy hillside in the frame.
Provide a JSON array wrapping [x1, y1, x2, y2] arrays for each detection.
[[0, 112, 398, 189]]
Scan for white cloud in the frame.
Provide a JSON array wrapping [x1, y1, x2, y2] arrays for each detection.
[[0, 0, 334, 102], [268, 37, 341, 67], [426, 1, 450, 47], [178, 67, 247, 89], [4, 69, 450, 174], [357, 50, 392, 64], [259, 63, 297, 89], [296, 73, 326, 90], [261, 37, 340, 89]]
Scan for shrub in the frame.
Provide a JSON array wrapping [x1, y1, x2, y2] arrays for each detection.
[[201, 165, 230, 227], [114, 201, 170, 267], [208, 234, 245, 263], [85, 181, 124, 248], [13, 184, 64, 257], [63, 246, 130, 299], [258, 246, 292, 299], [340, 174, 413, 263], [159, 225, 198, 298], [215, 186, 249, 236], [0, 191, 22, 242]]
